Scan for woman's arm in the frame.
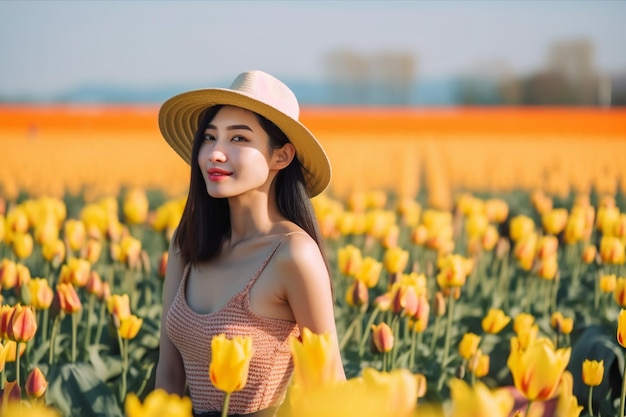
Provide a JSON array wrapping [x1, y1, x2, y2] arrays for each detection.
[[154, 237, 187, 394], [278, 233, 346, 381]]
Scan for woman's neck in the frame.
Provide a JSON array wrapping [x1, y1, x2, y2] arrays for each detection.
[[227, 190, 284, 245]]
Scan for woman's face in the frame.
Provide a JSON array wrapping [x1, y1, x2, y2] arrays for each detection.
[[198, 106, 276, 199]]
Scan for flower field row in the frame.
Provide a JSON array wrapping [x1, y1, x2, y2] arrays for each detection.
[[0, 183, 626, 416]]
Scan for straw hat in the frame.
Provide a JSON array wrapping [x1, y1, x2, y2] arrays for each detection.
[[158, 70, 331, 197]]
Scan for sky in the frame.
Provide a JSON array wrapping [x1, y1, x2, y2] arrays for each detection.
[[1, 0, 625, 100]]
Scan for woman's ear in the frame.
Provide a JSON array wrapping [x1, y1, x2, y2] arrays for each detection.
[[271, 143, 296, 170]]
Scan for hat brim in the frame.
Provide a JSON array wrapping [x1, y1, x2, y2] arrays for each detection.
[[158, 88, 331, 197]]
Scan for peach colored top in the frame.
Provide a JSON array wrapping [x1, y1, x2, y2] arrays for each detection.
[[166, 236, 299, 414]]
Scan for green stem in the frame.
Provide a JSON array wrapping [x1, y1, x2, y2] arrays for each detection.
[[339, 312, 362, 351], [525, 400, 533, 417], [93, 300, 107, 345], [588, 385, 594, 417], [429, 316, 442, 353], [71, 312, 78, 363], [117, 331, 128, 404], [358, 307, 380, 356], [619, 355, 626, 417], [222, 392, 231, 417], [48, 314, 62, 365], [83, 294, 95, 359], [438, 291, 456, 391], [15, 342, 21, 388], [41, 308, 49, 345], [409, 328, 417, 371]]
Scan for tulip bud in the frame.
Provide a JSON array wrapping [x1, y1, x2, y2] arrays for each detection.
[[108, 294, 131, 320], [618, 309, 626, 348], [599, 274, 616, 293], [56, 282, 82, 314], [581, 245, 597, 264], [0, 259, 18, 290], [119, 314, 143, 340], [158, 251, 168, 279], [482, 308, 511, 334], [25, 366, 48, 400], [468, 350, 490, 378], [345, 279, 369, 308], [210, 334, 253, 393], [615, 277, 626, 307], [8, 304, 37, 343], [86, 271, 104, 297], [581, 359, 604, 387], [458, 332, 481, 360], [432, 291, 446, 317], [371, 322, 394, 353]]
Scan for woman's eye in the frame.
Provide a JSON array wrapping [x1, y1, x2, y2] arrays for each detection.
[[231, 135, 247, 142], [204, 134, 215, 141]]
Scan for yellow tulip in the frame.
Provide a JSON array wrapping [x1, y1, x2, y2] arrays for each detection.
[[436, 254, 470, 289], [383, 246, 409, 274], [59, 257, 91, 288], [119, 314, 143, 340], [582, 359, 604, 387], [81, 238, 102, 264], [513, 232, 537, 271], [581, 245, 597, 264], [563, 208, 586, 244], [510, 215, 535, 242], [536, 235, 559, 259], [507, 337, 571, 402], [209, 334, 253, 393], [458, 333, 481, 360], [123, 188, 149, 225], [29, 278, 54, 310], [599, 274, 616, 293], [0, 342, 9, 372], [42, 238, 66, 265], [600, 235, 625, 264], [513, 313, 535, 335], [542, 208, 568, 235], [556, 370, 584, 417], [481, 225, 499, 252], [411, 224, 428, 246], [12, 232, 34, 259], [0, 258, 18, 290], [119, 235, 142, 267], [290, 328, 340, 390], [64, 218, 86, 252], [107, 294, 131, 320], [485, 198, 509, 224], [550, 312, 574, 335], [355, 257, 383, 289], [361, 367, 418, 416], [2, 402, 61, 417], [34, 215, 60, 246], [537, 255, 558, 280], [465, 213, 489, 240], [468, 350, 490, 378], [125, 389, 193, 417], [481, 308, 511, 334], [615, 277, 626, 307], [448, 378, 514, 417], [337, 244, 362, 277], [618, 309, 626, 348]]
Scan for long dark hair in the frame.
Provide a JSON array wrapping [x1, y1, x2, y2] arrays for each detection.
[[175, 105, 329, 272]]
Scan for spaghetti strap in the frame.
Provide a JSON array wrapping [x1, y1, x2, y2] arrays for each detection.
[[241, 232, 305, 293]]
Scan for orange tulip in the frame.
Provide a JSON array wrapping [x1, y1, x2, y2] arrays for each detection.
[[85, 271, 104, 298], [581, 245, 597, 264], [8, 304, 37, 343], [537, 255, 558, 280], [614, 277, 626, 307], [618, 309, 626, 348], [0, 259, 18, 290], [345, 279, 368, 308], [371, 322, 394, 353], [25, 366, 48, 400], [158, 251, 169, 279], [0, 305, 15, 339], [56, 283, 82, 314]]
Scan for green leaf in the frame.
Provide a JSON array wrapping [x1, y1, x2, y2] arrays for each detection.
[[46, 362, 123, 417]]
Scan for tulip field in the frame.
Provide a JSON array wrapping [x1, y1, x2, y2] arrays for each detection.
[[1, 105, 626, 417]]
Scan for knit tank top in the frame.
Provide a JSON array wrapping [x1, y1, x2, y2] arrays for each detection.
[[166, 235, 300, 414]]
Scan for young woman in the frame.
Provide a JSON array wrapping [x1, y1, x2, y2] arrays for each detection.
[[155, 70, 345, 417]]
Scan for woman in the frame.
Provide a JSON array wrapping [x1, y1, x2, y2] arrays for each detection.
[[155, 70, 345, 417]]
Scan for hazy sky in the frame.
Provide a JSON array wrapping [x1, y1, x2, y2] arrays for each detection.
[[1, 0, 625, 98]]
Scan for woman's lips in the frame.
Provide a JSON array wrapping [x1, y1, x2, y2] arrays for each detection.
[[207, 168, 232, 181]]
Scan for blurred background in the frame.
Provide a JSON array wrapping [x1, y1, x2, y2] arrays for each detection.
[[1, 0, 625, 106], [1, 1, 625, 207]]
